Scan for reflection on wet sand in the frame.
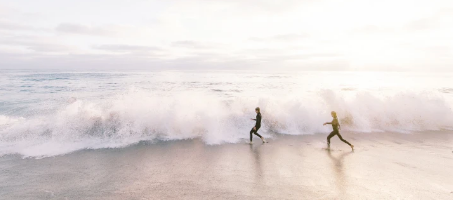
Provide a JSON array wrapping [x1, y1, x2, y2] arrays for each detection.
[[327, 150, 353, 198], [249, 144, 263, 181]]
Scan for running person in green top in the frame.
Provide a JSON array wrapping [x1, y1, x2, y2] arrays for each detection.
[[323, 111, 354, 150]]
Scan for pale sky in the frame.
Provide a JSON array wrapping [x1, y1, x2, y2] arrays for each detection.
[[0, 0, 452, 71]]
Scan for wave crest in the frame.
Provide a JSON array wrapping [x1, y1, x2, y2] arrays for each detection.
[[1, 89, 452, 157]]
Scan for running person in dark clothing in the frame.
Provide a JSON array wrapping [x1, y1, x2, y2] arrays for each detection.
[[250, 107, 267, 144], [323, 111, 354, 150]]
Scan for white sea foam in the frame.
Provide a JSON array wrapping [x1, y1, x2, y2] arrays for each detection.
[[1, 88, 452, 158], [0, 115, 23, 126], [1, 71, 452, 157]]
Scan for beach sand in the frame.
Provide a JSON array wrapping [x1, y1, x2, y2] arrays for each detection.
[[1, 131, 452, 200]]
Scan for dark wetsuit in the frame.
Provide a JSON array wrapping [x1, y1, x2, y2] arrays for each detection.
[[250, 113, 263, 141], [327, 118, 351, 146]]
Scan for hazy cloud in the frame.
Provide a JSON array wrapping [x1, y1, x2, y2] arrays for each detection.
[[56, 23, 116, 36], [0, 20, 37, 31], [260, 53, 341, 62], [0, 0, 452, 71], [352, 25, 396, 34], [0, 36, 75, 53], [405, 18, 440, 31], [93, 44, 164, 56], [26, 44, 73, 53], [191, 0, 316, 14], [250, 33, 310, 42], [171, 41, 212, 49]]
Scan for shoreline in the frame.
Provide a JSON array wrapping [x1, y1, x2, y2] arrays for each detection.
[[1, 131, 452, 199]]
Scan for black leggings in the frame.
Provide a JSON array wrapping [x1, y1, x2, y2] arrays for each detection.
[[327, 130, 351, 146], [250, 127, 263, 141]]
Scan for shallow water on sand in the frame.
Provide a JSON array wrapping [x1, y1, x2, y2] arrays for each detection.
[[0, 132, 452, 199]]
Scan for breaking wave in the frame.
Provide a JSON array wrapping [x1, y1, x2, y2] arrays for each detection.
[[1, 89, 452, 158]]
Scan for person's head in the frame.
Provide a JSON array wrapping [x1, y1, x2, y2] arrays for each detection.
[[331, 111, 337, 118], [255, 107, 260, 113]]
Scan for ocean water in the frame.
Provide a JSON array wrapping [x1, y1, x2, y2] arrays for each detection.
[[1, 70, 452, 158]]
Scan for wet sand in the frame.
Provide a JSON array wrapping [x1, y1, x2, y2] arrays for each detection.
[[1, 131, 452, 200]]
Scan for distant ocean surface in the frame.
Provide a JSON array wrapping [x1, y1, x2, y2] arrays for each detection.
[[1, 70, 452, 157]]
